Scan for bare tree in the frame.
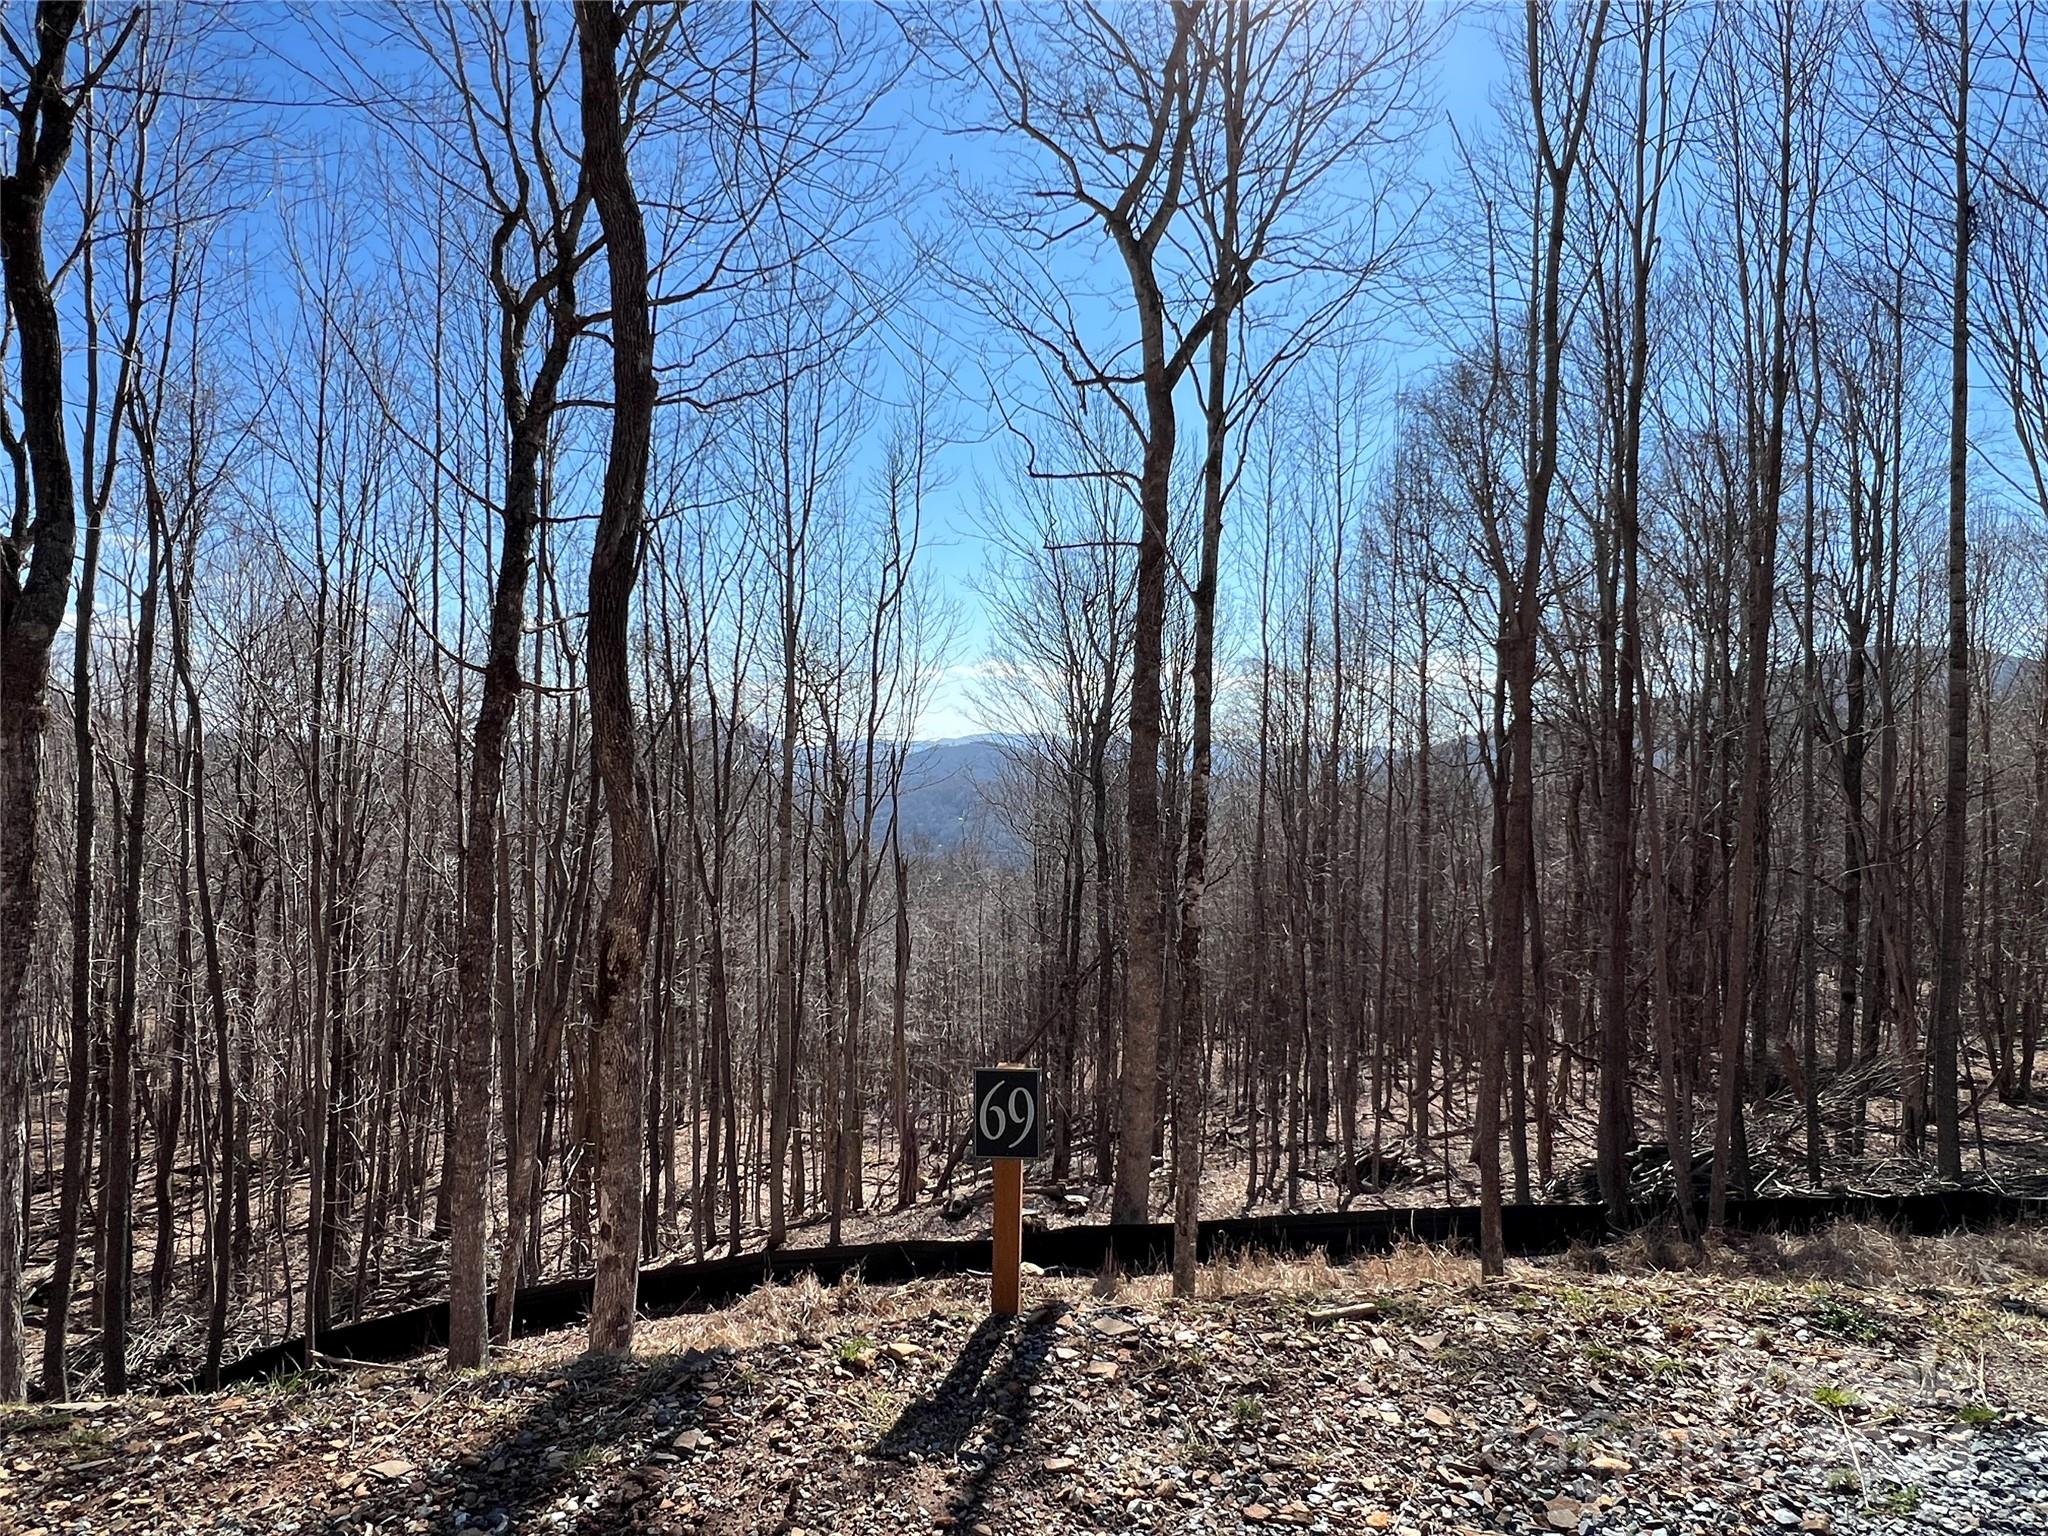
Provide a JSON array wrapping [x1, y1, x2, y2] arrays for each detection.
[[945, 0, 1224, 1224], [0, 0, 133, 1402], [40, 10, 151, 1397], [574, 0, 659, 1356], [346, 0, 600, 1373], [1482, 0, 1609, 1276], [1704, 0, 1840, 1227], [1929, 0, 1974, 1181]]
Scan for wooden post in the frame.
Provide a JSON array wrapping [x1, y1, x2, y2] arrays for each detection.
[[976, 1061, 1038, 1318], [992, 1157, 1023, 1316]]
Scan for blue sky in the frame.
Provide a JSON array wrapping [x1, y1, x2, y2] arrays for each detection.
[[906, 3, 1510, 737], [102, 5, 2026, 744], [183, 3, 1511, 740]]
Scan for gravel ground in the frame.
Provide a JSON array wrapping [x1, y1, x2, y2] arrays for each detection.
[[3, 1221, 2046, 1536]]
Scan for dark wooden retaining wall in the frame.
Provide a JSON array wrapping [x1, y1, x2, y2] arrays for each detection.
[[203, 1188, 2047, 1390]]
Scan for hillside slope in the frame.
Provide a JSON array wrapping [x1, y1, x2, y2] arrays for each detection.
[[3, 1224, 2046, 1536]]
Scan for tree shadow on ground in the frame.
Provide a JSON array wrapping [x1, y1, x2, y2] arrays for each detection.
[[322, 1303, 1067, 1535], [868, 1301, 1067, 1530], [324, 1345, 743, 1535]]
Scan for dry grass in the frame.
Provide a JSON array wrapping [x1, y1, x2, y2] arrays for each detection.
[[1356, 1238, 1482, 1289], [492, 1271, 991, 1375], [631, 1270, 971, 1357], [1583, 1222, 1711, 1274], [476, 1219, 2045, 1380], [1195, 1246, 1348, 1301], [1103, 1238, 1480, 1307], [1696, 1220, 2048, 1291], [1554, 1217, 2048, 1296]]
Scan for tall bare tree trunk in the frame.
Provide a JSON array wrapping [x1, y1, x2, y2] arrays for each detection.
[[1490, 0, 1607, 1277], [104, 513, 167, 1392], [1930, 0, 1970, 1182], [1710, 5, 1807, 1227], [1111, 4, 1201, 1228], [451, 218, 580, 1372], [0, 0, 92, 1404], [1090, 714, 1116, 1187], [1593, 1, 1670, 1222], [575, 0, 657, 1357], [1172, 0, 1256, 1295], [891, 810, 916, 1210], [43, 72, 143, 1396], [1116, 376, 1177, 1226]]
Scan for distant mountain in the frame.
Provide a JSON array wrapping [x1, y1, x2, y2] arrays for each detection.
[[883, 646, 2048, 861], [894, 735, 1024, 857]]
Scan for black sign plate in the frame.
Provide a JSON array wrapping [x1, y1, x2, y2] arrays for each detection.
[[972, 1067, 1043, 1159]]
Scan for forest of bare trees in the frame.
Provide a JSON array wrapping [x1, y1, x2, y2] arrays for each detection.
[[1, 0, 2045, 1405]]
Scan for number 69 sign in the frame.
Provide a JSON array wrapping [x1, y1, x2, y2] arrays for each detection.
[[972, 1067, 1043, 1159]]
